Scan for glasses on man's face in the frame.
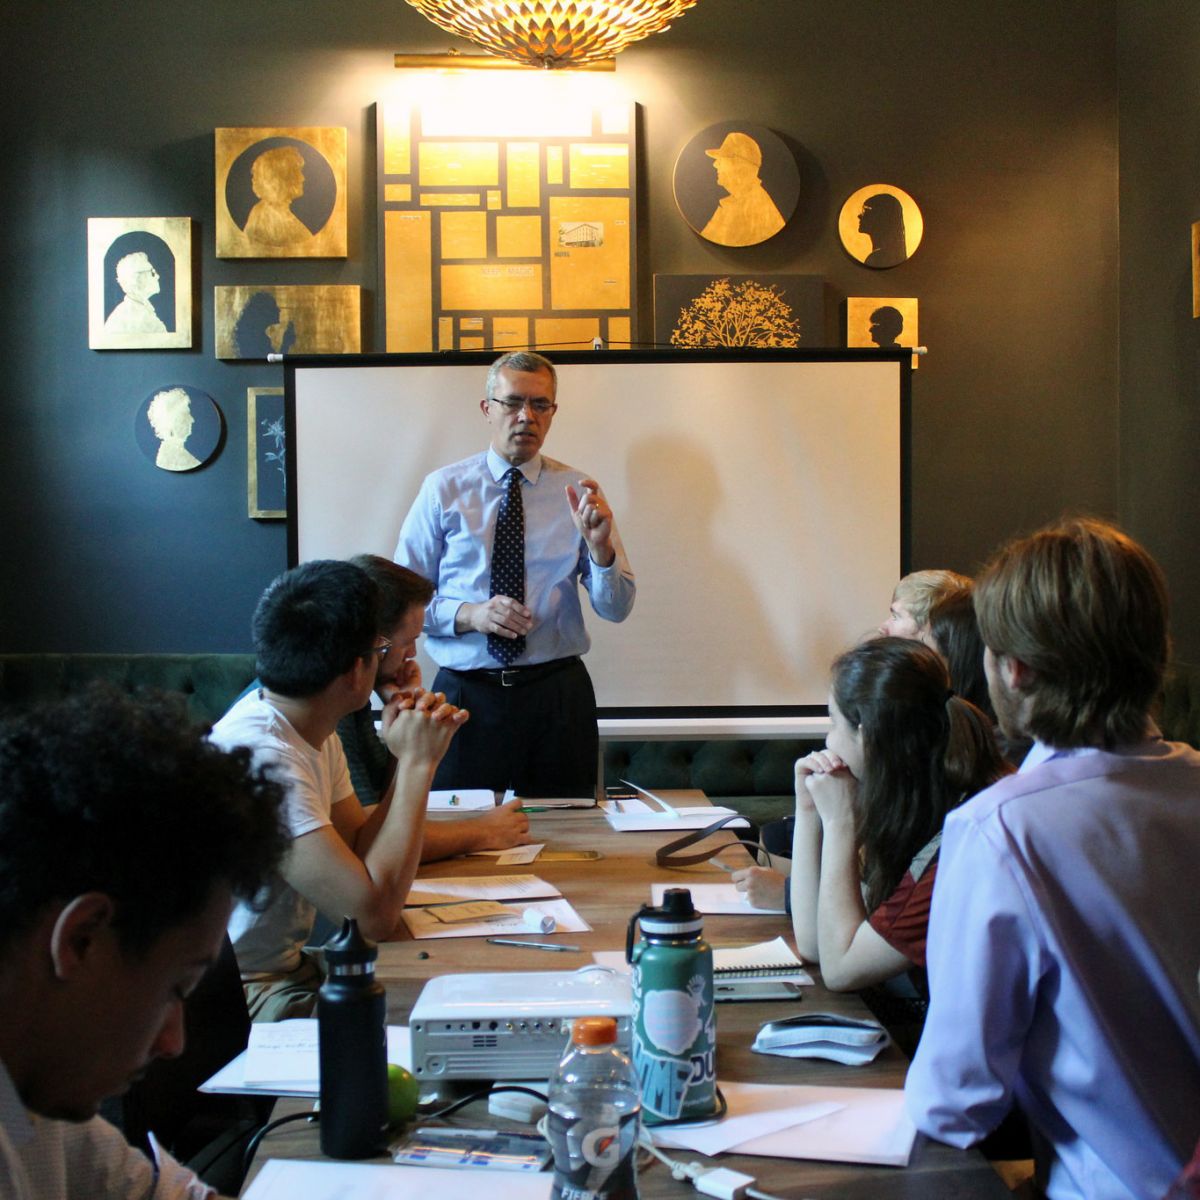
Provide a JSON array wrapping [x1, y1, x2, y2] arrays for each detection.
[[488, 397, 557, 416], [367, 639, 392, 661]]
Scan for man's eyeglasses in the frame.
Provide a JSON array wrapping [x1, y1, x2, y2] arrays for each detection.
[[367, 639, 392, 660], [488, 397, 557, 416]]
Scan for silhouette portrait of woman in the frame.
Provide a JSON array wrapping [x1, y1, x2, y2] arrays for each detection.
[[244, 146, 311, 247], [234, 292, 297, 359], [859, 193, 907, 268], [146, 388, 202, 472]]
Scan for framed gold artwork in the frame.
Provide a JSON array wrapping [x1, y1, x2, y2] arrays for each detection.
[[1192, 222, 1200, 319], [247, 387, 286, 519], [672, 122, 799, 248], [839, 185, 924, 268], [88, 217, 192, 350], [847, 296, 920, 369], [214, 285, 361, 360], [377, 98, 637, 353], [133, 385, 222, 472], [215, 127, 347, 258], [654, 274, 825, 348]]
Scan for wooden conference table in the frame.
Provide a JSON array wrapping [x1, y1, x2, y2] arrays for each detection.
[[244, 796, 1009, 1199]]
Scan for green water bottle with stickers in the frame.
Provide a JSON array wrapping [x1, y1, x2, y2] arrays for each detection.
[[625, 888, 717, 1126]]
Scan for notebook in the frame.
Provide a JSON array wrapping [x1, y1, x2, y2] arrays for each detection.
[[712, 937, 813, 984]]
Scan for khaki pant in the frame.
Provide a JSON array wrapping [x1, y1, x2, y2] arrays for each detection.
[[243, 951, 323, 1022]]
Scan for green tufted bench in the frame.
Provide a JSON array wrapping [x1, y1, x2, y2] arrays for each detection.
[[4, 654, 1196, 827], [0, 654, 258, 728], [601, 737, 816, 828]]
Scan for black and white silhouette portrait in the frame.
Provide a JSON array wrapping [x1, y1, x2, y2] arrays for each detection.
[[88, 218, 191, 350], [673, 121, 799, 248], [134, 385, 223, 472], [839, 185, 924, 269]]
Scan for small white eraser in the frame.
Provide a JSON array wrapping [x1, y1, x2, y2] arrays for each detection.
[[523, 907, 556, 933]]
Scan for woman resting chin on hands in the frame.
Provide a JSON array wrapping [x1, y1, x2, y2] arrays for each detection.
[[789, 637, 1009, 995]]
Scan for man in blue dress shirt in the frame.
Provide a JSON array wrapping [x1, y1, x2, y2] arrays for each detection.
[[905, 518, 1200, 1200], [394, 351, 635, 798]]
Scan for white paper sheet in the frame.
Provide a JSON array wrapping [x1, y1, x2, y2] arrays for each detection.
[[244, 1158, 554, 1200], [651, 1080, 917, 1167], [402, 897, 590, 940], [406, 874, 561, 906], [201, 1022, 412, 1096], [651, 881, 784, 915], [428, 788, 497, 811], [604, 807, 749, 833], [651, 1084, 842, 1156], [467, 844, 545, 866]]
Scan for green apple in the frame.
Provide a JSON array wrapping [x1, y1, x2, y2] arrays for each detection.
[[386, 1063, 419, 1125]]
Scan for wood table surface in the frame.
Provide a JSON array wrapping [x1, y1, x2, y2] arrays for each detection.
[[244, 796, 1010, 1199]]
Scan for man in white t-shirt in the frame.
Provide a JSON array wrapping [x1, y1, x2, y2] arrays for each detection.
[[210, 559, 467, 1019]]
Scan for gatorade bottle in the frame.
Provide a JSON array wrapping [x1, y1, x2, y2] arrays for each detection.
[[546, 1016, 641, 1200], [625, 888, 717, 1125]]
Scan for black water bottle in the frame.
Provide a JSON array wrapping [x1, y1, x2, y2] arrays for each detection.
[[318, 918, 388, 1159]]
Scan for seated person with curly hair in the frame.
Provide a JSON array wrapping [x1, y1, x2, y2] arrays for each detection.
[[0, 685, 289, 1199]]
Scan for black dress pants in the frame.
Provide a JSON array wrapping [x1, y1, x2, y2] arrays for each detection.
[[430, 656, 599, 798]]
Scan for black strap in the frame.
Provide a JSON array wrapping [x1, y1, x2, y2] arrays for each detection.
[[654, 813, 762, 868]]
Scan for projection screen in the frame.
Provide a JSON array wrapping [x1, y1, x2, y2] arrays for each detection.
[[287, 349, 909, 717]]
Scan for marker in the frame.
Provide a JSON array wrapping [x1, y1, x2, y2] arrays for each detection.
[[518, 805, 549, 813], [487, 938, 581, 952]]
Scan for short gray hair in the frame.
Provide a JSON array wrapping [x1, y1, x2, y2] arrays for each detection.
[[486, 351, 557, 400]]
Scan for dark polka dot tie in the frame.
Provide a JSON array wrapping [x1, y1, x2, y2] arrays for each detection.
[[488, 467, 525, 664]]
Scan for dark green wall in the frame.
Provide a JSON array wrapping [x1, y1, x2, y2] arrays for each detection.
[[1, 1, 1126, 652]]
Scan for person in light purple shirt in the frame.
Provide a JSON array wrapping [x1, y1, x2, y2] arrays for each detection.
[[906, 517, 1200, 1200]]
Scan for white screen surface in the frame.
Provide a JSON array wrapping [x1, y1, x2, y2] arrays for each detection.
[[291, 354, 905, 714]]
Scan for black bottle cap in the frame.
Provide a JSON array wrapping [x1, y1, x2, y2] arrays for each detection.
[[323, 917, 378, 972]]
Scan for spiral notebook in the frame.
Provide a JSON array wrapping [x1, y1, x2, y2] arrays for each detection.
[[592, 937, 813, 987], [712, 937, 813, 984]]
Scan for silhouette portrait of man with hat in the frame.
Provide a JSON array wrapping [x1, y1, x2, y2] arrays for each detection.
[[701, 131, 786, 247]]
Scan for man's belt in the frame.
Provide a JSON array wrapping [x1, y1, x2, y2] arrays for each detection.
[[444, 657, 579, 689]]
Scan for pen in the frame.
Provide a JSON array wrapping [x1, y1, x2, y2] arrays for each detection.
[[518, 805, 549, 813], [487, 938, 582, 952]]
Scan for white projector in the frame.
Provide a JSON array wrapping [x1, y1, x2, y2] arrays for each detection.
[[409, 967, 633, 1081]]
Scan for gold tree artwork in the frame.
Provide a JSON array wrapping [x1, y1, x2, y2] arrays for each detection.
[[670, 278, 802, 348]]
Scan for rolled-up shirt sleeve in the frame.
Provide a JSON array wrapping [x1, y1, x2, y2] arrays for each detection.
[[904, 808, 1045, 1145]]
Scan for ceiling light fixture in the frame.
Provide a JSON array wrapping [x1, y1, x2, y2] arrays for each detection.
[[403, 1, 700, 70]]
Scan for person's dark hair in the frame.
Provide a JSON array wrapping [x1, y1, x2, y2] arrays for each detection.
[[831, 637, 1009, 911], [974, 516, 1170, 749], [348, 554, 433, 631], [0, 684, 289, 957], [253, 560, 379, 697], [926, 588, 993, 719], [861, 192, 907, 263], [486, 350, 557, 399]]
